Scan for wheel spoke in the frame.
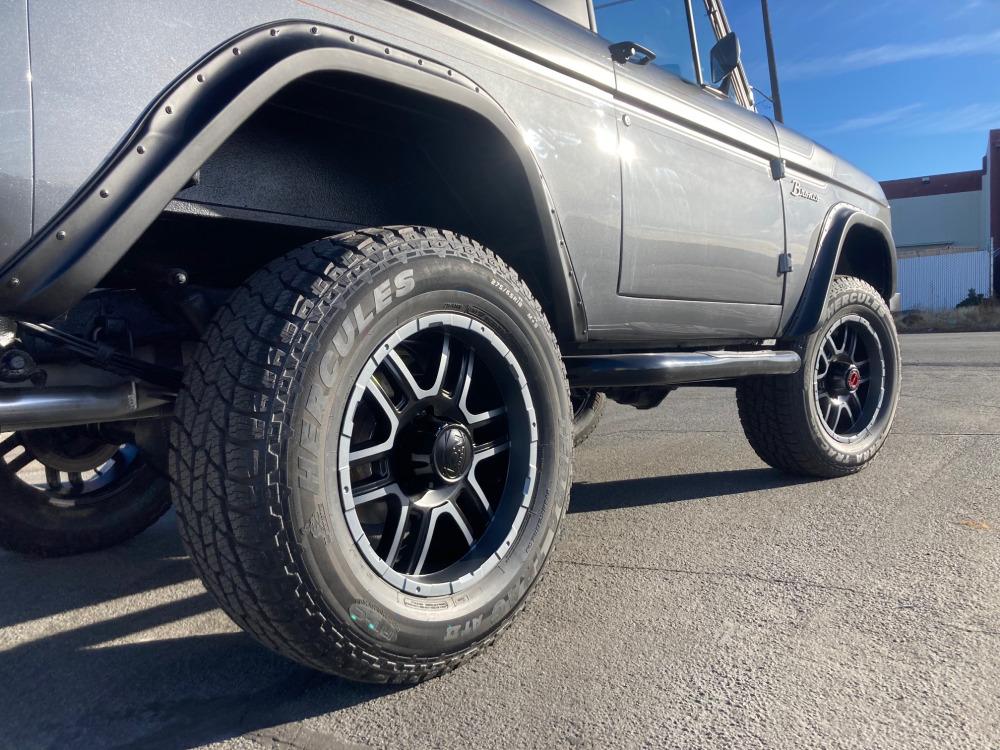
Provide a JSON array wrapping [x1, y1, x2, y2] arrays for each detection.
[[0, 433, 22, 457], [845, 327, 858, 359], [849, 392, 864, 421], [407, 505, 438, 576], [6, 450, 33, 474], [381, 352, 420, 404], [465, 475, 492, 513], [466, 441, 510, 513], [45, 467, 61, 490], [349, 380, 400, 464], [841, 399, 854, 424], [67, 472, 84, 488], [458, 353, 506, 425], [816, 351, 829, 379], [352, 478, 402, 507], [405, 483, 476, 576], [823, 399, 836, 429], [445, 502, 475, 547], [384, 335, 451, 402], [383, 500, 410, 569]]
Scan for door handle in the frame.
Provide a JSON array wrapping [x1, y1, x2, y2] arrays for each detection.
[[609, 41, 657, 66]]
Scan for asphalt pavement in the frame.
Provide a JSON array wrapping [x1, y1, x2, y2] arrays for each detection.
[[1, 332, 997, 749]]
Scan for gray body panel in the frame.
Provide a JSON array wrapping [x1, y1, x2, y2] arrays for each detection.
[[0, 1, 33, 257], [615, 61, 784, 306], [1, 0, 892, 345]]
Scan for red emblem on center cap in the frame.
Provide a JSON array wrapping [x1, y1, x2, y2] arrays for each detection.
[[847, 369, 861, 391]]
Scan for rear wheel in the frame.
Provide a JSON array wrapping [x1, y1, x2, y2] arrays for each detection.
[[0, 426, 170, 556], [737, 276, 900, 478], [170, 227, 573, 682]]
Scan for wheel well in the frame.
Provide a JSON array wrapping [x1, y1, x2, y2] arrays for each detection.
[[835, 224, 894, 302], [103, 71, 575, 339]]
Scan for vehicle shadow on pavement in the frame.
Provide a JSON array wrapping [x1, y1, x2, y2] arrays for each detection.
[[568, 468, 815, 514], [0, 515, 397, 749], [0, 514, 197, 630], [2, 470, 815, 748]]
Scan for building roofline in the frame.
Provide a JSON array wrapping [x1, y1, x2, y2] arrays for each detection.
[[881, 169, 984, 200]]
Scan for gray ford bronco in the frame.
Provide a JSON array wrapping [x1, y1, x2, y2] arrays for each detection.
[[0, 0, 900, 682]]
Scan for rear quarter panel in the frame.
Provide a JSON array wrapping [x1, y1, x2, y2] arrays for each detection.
[[24, 0, 622, 325]]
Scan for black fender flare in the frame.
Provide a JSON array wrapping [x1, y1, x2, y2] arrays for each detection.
[[782, 203, 897, 339], [0, 19, 587, 339]]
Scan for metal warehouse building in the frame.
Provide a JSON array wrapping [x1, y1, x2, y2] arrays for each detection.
[[880, 128, 998, 310]]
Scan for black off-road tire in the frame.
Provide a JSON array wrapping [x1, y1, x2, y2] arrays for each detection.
[[737, 276, 900, 478], [571, 389, 606, 446], [170, 226, 573, 683], [0, 433, 171, 557]]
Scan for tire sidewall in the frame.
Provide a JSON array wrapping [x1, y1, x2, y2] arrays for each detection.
[[798, 280, 901, 468], [283, 250, 570, 658]]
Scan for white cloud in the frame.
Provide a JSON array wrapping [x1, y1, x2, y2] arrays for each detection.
[[783, 28, 1000, 80], [906, 102, 1000, 135], [822, 103, 924, 134]]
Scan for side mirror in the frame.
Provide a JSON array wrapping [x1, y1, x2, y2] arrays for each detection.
[[709, 32, 741, 85]]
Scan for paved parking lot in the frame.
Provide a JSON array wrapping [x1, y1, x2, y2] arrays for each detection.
[[1, 332, 997, 749]]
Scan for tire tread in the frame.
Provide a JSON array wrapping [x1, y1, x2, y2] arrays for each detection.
[[170, 226, 572, 682]]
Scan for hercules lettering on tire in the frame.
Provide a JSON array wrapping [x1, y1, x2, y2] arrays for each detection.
[[736, 276, 901, 478], [170, 226, 573, 682]]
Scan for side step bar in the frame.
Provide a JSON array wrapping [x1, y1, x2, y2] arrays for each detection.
[[564, 350, 802, 388]]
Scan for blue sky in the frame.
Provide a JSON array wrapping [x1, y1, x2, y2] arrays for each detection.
[[724, 0, 1000, 180]]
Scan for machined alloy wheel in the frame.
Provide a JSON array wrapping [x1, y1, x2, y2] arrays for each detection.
[[340, 313, 537, 596], [171, 227, 573, 683], [0, 426, 171, 556], [737, 275, 900, 478], [813, 315, 886, 443]]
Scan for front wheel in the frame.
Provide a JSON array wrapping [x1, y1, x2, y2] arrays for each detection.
[[737, 276, 901, 478], [171, 227, 573, 682]]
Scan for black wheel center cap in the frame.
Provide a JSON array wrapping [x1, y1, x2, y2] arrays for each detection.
[[431, 425, 472, 483]]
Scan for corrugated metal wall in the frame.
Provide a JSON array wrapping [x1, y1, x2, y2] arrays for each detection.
[[898, 249, 992, 310]]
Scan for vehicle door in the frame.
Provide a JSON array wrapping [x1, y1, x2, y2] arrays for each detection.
[[595, 0, 785, 327]]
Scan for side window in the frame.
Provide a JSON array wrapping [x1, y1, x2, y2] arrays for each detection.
[[594, 0, 697, 83]]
